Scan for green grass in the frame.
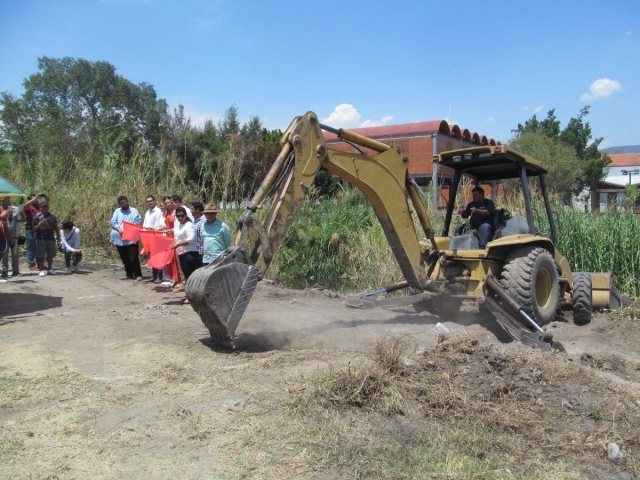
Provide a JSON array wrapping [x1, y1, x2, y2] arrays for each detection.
[[11, 147, 639, 298], [552, 209, 640, 297]]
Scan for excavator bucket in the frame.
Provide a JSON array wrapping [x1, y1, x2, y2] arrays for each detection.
[[185, 246, 259, 346], [587, 272, 622, 310]]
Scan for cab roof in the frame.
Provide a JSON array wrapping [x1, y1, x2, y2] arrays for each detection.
[[437, 145, 548, 181]]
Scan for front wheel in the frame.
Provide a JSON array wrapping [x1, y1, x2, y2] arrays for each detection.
[[572, 272, 592, 325], [500, 246, 560, 326]]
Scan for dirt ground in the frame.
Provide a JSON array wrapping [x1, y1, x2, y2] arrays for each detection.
[[1, 261, 639, 479]]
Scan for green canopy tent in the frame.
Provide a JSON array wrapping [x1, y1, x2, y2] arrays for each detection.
[[0, 176, 25, 197]]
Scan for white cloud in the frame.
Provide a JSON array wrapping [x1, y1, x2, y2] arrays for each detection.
[[483, 116, 495, 123], [444, 116, 457, 126], [533, 105, 544, 113], [360, 115, 394, 128], [322, 104, 393, 129], [598, 139, 611, 149], [580, 78, 623, 101], [520, 106, 529, 111], [626, 30, 633, 35], [322, 104, 361, 128]]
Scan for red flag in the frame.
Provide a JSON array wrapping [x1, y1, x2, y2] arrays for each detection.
[[147, 248, 175, 269], [122, 221, 142, 242], [151, 234, 174, 257], [139, 230, 161, 253]]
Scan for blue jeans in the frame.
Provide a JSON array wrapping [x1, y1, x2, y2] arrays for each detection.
[[476, 223, 492, 248], [25, 229, 36, 267]]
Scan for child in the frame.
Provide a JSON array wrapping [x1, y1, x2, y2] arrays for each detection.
[[60, 220, 82, 274]]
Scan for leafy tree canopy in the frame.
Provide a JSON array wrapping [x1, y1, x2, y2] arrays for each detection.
[[510, 107, 610, 194], [0, 56, 169, 163]]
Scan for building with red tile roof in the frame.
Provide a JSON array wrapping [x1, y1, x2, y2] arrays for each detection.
[[323, 120, 498, 185], [591, 149, 640, 213]]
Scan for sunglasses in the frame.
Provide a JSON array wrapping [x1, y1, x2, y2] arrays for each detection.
[[176, 214, 185, 218]]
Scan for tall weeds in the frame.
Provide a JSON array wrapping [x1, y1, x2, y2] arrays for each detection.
[[11, 150, 639, 297]]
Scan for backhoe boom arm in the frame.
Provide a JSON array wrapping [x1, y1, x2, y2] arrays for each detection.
[[185, 111, 437, 342], [239, 111, 434, 289]]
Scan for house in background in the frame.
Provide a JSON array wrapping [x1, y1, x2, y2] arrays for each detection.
[[592, 146, 640, 213], [323, 121, 499, 207]]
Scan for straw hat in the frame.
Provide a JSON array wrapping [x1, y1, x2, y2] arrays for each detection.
[[203, 203, 220, 214]]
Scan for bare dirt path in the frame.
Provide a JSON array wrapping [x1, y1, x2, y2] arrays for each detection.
[[1, 262, 639, 479]]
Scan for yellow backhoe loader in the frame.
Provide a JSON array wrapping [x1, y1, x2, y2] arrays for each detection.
[[186, 112, 621, 350]]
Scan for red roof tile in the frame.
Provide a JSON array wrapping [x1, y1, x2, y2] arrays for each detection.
[[322, 120, 496, 146], [608, 153, 640, 167], [323, 120, 450, 141]]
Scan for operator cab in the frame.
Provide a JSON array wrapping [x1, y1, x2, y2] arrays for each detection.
[[437, 145, 556, 250]]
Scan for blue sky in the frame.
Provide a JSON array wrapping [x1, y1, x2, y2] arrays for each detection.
[[1, 0, 638, 147]]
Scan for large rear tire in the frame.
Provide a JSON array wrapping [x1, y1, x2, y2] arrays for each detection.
[[500, 246, 560, 326], [572, 273, 592, 325]]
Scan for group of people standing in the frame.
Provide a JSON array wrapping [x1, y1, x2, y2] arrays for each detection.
[[0, 193, 82, 281], [110, 194, 232, 303]]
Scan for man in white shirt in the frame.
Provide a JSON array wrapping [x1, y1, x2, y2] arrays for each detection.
[[143, 195, 165, 283], [143, 196, 165, 230]]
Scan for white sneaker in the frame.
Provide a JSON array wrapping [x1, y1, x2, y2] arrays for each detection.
[[65, 268, 72, 274], [0, 278, 7, 283], [161, 280, 172, 286], [73, 265, 79, 271], [48, 269, 56, 275], [39, 270, 46, 277]]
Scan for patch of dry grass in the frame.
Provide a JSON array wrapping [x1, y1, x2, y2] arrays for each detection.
[[610, 298, 640, 322], [281, 336, 640, 479], [0, 367, 84, 408], [151, 360, 193, 383], [294, 337, 411, 415]]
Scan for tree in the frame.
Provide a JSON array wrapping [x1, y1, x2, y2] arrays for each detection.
[[0, 56, 169, 166], [509, 132, 581, 196], [510, 107, 610, 194]]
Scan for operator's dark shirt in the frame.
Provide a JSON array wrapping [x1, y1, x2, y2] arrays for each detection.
[[464, 199, 495, 228]]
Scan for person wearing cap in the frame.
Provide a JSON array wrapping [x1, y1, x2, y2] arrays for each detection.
[[33, 201, 61, 276], [200, 203, 232, 266]]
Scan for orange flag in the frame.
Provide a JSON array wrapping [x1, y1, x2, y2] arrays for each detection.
[[151, 234, 174, 257], [147, 248, 175, 269], [122, 221, 142, 242], [139, 230, 162, 254]]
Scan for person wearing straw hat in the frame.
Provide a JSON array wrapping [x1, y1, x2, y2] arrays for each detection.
[[199, 203, 231, 267]]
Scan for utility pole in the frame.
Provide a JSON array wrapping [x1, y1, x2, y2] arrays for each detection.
[[621, 169, 640, 186]]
